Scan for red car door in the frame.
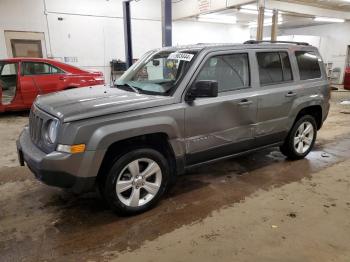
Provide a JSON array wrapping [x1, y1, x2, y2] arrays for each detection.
[[20, 61, 66, 106]]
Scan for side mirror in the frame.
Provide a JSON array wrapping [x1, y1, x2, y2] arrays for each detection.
[[152, 60, 160, 66], [186, 80, 218, 102]]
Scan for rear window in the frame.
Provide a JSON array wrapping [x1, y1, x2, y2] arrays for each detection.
[[257, 52, 293, 85], [295, 51, 321, 80]]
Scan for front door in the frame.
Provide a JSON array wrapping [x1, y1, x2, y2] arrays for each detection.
[[184, 52, 258, 165], [0, 61, 21, 111], [20, 61, 66, 106]]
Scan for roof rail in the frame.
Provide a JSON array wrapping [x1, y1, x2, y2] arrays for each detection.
[[244, 40, 309, 46]]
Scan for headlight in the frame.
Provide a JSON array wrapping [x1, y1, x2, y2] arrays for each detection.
[[46, 119, 59, 144]]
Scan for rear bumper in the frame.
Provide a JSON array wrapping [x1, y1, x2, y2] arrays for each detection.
[[17, 127, 96, 193]]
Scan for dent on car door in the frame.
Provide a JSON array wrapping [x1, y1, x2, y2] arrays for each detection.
[[184, 52, 258, 165], [255, 51, 298, 146]]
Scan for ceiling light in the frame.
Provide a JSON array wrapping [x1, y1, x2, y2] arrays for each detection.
[[198, 14, 237, 24], [314, 17, 345, 23], [239, 9, 273, 17], [248, 21, 283, 28]]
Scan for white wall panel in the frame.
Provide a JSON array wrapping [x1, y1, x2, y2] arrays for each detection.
[[45, 0, 161, 20], [173, 21, 250, 45], [0, 0, 49, 57]]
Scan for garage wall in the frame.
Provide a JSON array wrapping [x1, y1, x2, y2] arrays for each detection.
[[0, 0, 250, 83], [173, 21, 250, 45], [0, 0, 49, 58], [280, 22, 350, 83]]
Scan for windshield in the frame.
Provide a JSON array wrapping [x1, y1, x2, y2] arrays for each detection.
[[115, 50, 197, 95]]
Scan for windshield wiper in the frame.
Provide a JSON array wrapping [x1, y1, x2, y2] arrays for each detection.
[[115, 83, 141, 94]]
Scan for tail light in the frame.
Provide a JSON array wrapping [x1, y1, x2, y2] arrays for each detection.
[[93, 73, 105, 83]]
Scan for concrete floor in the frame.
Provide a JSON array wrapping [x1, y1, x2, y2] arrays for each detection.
[[0, 90, 350, 261]]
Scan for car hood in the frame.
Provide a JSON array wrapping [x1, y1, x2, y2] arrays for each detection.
[[35, 85, 174, 122]]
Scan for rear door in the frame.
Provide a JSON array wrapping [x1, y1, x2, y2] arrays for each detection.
[[20, 61, 66, 106], [184, 51, 258, 165], [254, 50, 298, 146]]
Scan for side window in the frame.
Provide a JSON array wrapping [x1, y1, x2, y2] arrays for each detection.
[[196, 53, 250, 92], [50, 65, 63, 74], [22, 62, 64, 75], [295, 51, 321, 80], [0, 63, 17, 76], [257, 52, 293, 85]]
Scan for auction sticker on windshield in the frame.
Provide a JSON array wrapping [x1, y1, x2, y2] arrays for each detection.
[[168, 52, 194, 62]]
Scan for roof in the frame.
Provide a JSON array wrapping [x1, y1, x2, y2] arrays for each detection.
[[0, 57, 60, 63], [0, 57, 92, 74], [158, 41, 317, 53]]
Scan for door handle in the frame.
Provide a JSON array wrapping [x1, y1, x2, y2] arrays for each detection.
[[59, 76, 66, 80], [285, 91, 297, 97], [238, 99, 253, 106]]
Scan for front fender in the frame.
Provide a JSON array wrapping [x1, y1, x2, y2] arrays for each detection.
[[86, 116, 183, 151]]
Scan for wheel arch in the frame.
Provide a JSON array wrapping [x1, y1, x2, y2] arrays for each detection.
[[96, 132, 178, 185], [294, 105, 323, 130]]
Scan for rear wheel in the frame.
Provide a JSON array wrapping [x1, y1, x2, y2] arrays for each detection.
[[280, 115, 317, 160], [102, 148, 170, 215]]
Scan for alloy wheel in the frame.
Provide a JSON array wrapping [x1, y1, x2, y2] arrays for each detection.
[[293, 121, 314, 154], [116, 158, 162, 207]]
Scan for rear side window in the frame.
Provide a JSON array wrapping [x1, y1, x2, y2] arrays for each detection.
[[295, 51, 321, 80], [196, 53, 250, 92], [22, 62, 64, 75], [257, 52, 293, 85]]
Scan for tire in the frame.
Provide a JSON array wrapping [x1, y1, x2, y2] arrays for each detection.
[[101, 148, 170, 215], [280, 115, 317, 160]]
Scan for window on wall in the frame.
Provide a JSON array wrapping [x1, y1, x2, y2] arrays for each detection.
[[11, 39, 43, 58], [257, 52, 293, 85], [22, 62, 64, 75], [196, 53, 250, 92], [295, 51, 321, 80]]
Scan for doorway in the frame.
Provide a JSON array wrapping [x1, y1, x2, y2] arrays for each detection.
[[4, 31, 47, 58]]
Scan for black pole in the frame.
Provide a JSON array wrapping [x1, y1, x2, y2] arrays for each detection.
[[123, 1, 133, 68], [162, 0, 172, 47]]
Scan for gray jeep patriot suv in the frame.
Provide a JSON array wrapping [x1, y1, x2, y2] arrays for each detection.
[[17, 41, 330, 215]]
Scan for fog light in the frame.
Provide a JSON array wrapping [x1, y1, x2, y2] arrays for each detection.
[[57, 144, 86, 154]]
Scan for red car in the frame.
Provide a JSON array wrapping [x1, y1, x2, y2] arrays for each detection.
[[0, 58, 104, 112], [344, 66, 350, 90]]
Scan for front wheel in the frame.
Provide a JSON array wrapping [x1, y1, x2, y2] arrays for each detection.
[[102, 148, 170, 215], [280, 115, 317, 160]]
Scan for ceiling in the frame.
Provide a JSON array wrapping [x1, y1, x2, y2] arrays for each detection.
[[190, 1, 350, 29], [280, 0, 350, 12]]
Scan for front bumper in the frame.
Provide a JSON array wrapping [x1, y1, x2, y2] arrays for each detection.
[[17, 127, 97, 193]]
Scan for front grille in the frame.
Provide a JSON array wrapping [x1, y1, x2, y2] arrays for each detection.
[[29, 107, 44, 145]]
